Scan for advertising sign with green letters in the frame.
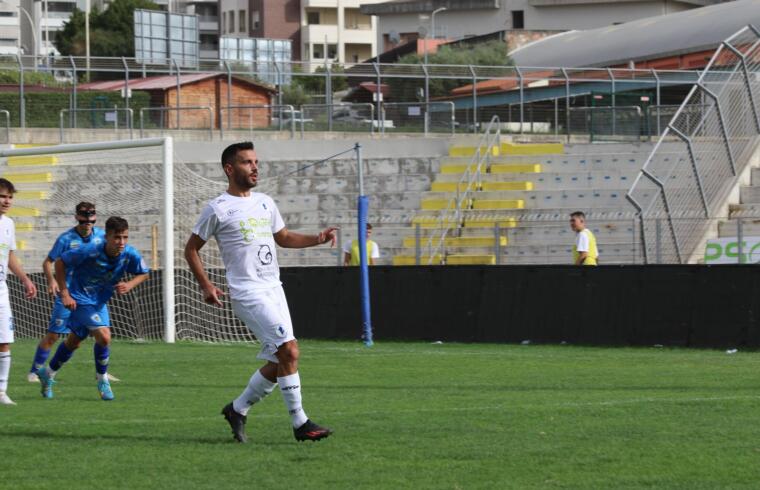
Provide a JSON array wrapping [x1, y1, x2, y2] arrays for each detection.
[[704, 237, 760, 264]]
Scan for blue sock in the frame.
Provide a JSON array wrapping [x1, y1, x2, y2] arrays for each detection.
[[31, 346, 51, 374], [94, 344, 110, 376], [49, 343, 75, 372]]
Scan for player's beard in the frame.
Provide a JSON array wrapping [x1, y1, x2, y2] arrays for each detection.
[[233, 170, 257, 190]]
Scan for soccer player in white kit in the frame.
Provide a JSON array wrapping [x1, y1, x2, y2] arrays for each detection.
[[0, 178, 38, 405], [185, 142, 337, 443]]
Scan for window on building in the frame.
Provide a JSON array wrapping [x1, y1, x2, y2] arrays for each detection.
[[307, 11, 320, 25], [228, 10, 235, 33], [327, 44, 337, 59], [251, 11, 260, 30], [511, 10, 524, 29], [312, 44, 324, 59], [0, 11, 14, 17], [222, 11, 226, 33], [239, 10, 245, 32]]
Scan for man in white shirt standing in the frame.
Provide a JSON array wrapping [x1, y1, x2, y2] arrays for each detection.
[[185, 142, 337, 443], [0, 178, 38, 405]]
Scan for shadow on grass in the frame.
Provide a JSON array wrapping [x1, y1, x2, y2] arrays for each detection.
[[0, 429, 295, 446]]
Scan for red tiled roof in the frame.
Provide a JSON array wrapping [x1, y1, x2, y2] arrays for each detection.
[[79, 73, 275, 92]]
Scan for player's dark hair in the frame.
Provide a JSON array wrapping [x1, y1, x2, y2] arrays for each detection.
[[76, 201, 96, 214], [0, 178, 16, 194], [570, 211, 586, 220], [366, 223, 373, 230], [105, 216, 129, 234], [221, 142, 254, 168]]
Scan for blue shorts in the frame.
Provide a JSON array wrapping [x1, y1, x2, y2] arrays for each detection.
[[67, 304, 110, 340], [47, 298, 72, 334]]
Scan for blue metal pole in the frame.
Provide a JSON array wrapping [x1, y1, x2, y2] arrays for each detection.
[[356, 143, 373, 346]]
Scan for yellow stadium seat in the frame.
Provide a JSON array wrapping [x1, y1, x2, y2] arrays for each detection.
[[3, 172, 53, 183], [7, 207, 40, 217], [443, 236, 507, 248], [393, 255, 443, 266], [472, 199, 524, 210], [463, 218, 518, 229], [7, 155, 58, 166], [500, 142, 564, 155], [481, 181, 533, 191], [430, 182, 479, 192], [490, 164, 542, 174], [448, 145, 499, 157]]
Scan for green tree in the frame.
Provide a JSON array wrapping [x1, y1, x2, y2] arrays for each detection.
[[292, 64, 348, 97], [388, 40, 513, 100], [55, 0, 160, 58]]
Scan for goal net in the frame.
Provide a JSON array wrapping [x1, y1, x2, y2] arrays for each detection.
[[1, 137, 257, 343]]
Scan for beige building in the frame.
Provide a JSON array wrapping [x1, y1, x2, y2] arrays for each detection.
[[301, 0, 387, 70]]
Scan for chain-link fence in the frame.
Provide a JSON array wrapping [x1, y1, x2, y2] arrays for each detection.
[[627, 25, 760, 264], [0, 54, 711, 140]]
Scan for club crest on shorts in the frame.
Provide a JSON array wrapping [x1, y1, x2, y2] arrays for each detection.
[[277, 325, 286, 337], [55, 318, 64, 327], [91, 313, 102, 323]]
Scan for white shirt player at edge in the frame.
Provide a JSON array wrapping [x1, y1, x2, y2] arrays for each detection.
[[192, 191, 285, 299], [0, 215, 16, 286]]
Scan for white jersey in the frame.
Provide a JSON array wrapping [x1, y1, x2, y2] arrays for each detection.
[[0, 215, 17, 287], [193, 192, 285, 299]]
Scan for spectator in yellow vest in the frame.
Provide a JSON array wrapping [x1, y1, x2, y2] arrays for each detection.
[[343, 224, 380, 266], [570, 211, 598, 266]]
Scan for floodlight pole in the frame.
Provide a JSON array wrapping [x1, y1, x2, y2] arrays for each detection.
[[85, 0, 90, 81], [355, 142, 373, 347]]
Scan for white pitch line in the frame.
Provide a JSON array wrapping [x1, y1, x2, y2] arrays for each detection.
[[5, 394, 759, 430]]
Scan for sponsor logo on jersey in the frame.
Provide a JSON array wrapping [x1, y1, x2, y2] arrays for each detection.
[[227, 209, 240, 216], [262, 202, 268, 210], [70, 241, 80, 249], [258, 245, 273, 265]]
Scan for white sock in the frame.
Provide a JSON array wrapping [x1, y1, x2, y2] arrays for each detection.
[[96, 373, 108, 382], [278, 372, 308, 428], [232, 370, 277, 416], [0, 351, 9, 392], [45, 366, 58, 379]]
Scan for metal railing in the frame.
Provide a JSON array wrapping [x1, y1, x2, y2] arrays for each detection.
[[425, 115, 501, 264], [139, 106, 214, 140], [0, 53, 714, 139], [219, 104, 296, 139], [299, 103, 375, 136], [59, 108, 134, 142], [627, 24, 760, 264], [568, 106, 644, 143], [381, 101, 456, 135]]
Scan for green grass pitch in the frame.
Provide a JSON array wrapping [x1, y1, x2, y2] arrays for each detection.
[[4, 339, 760, 489]]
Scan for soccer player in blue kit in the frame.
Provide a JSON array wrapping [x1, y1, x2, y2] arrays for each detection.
[[37, 216, 149, 401], [27, 202, 110, 382]]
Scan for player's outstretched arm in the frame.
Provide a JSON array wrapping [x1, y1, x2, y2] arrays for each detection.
[[42, 257, 59, 296], [115, 273, 149, 295], [8, 250, 37, 299], [274, 227, 338, 249], [54, 258, 76, 310], [184, 233, 224, 307]]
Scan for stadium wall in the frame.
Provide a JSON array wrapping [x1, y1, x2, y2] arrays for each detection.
[[281, 266, 760, 348]]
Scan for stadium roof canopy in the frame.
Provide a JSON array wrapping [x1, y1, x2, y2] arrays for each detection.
[[510, 0, 760, 68]]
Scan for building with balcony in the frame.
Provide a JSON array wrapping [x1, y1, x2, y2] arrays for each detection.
[[0, 1, 20, 55], [301, 0, 386, 69], [183, 0, 220, 58], [219, 0, 302, 59]]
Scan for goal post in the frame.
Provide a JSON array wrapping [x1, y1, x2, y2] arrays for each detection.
[[0, 137, 176, 343]]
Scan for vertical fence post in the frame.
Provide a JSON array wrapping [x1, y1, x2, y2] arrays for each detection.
[[608, 68, 616, 136], [469, 65, 477, 134], [373, 62, 383, 135], [326, 64, 333, 132], [562, 68, 570, 142], [516, 66, 524, 135], [225, 61, 232, 130], [172, 59, 181, 129], [652, 69, 661, 138], [655, 218, 662, 264], [554, 97, 558, 137], [422, 63, 430, 135], [415, 222, 421, 265], [122, 57, 130, 112], [737, 218, 744, 264], [69, 56, 77, 129], [16, 55, 24, 132]]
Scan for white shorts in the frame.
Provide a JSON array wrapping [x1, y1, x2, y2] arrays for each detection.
[[231, 286, 295, 363], [0, 287, 13, 344]]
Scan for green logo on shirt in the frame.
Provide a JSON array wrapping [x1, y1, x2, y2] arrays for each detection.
[[238, 217, 273, 243]]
